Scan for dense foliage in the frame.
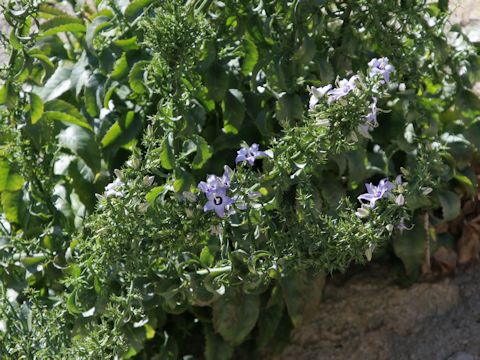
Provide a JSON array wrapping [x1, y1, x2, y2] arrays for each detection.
[[0, 0, 479, 358]]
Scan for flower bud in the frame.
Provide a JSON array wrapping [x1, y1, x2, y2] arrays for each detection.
[[395, 194, 405, 206], [386, 224, 394, 232], [143, 175, 155, 187], [355, 207, 370, 218]]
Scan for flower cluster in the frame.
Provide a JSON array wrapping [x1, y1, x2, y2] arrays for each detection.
[[198, 143, 270, 217], [104, 178, 125, 198], [308, 57, 395, 141], [356, 175, 406, 218]]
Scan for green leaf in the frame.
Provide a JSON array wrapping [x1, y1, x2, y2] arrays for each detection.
[[212, 290, 260, 345], [257, 286, 285, 348], [192, 135, 212, 169], [275, 93, 303, 125], [160, 134, 175, 170], [124, 0, 155, 21], [242, 35, 258, 76], [146, 186, 165, 206], [129, 61, 149, 94], [222, 89, 245, 134], [58, 126, 101, 174], [34, 62, 74, 101], [1, 190, 22, 224], [437, 190, 461, 221], [204, 326, 234, 360], [29, 93, 44, 124], [66, 291, 82, 315], [393, 217, 426, 277], [205, 63, 228, 101], [39, 15, 86, 37], [113, 36, 140, 51], [280, 270, 325, 327], [0, 81, 17, 108], [43, 100, 92, 130], [0, 159, 24, 192], [100, 111, 136, 148], [200, 246, 215, 267], [111, 53, 129, 80], [173, 168, 194, 193]]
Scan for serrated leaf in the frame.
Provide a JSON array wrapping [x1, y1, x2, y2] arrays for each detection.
[[192, 135, 212, 169], [437, 190, 461, 221], [124, 0, 155, 20], [39, 16, 86, 37], [212, 290, 260, 345], [29, 93, 44, 124], [0, 159, 24, 192], [129, 61, 149, 94]]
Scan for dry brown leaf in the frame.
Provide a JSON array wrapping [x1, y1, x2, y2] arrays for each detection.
[[457, 215, 480, 264], [432, 246, 458, 274]]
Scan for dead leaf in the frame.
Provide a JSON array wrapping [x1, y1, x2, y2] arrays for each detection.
[[457, 215, 480, 264], [432, 246, 457, 274]]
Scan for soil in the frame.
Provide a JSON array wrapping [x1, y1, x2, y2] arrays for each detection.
[[271, 263, 480, 360]]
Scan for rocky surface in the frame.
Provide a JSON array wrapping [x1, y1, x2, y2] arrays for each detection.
[[272, 263, 480, 360]]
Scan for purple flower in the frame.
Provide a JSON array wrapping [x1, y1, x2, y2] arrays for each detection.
[[328, 75, 358, 102], [235, 143, 269, 166], [368, 57, 395, 83], [198, 166, 235, 218], [308, 84, 332, 109], [357, 98, 378, 139], [203, 187, 235, 218], [357, 178, 394, 208]]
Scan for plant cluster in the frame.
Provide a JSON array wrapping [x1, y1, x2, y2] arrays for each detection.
[[0, 0, 479, 358]]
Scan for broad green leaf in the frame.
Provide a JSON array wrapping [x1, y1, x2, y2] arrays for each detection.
[[275, 93, 303, 125], [204, 326, 234, 360], [39, 16, 86, 37], [146, 186, 165, 205], [58, 126, 101, 174], [212, 290, 260, 345], [0, 81, 17, 108], [160, 135, 175, 170], [129, 61, 149, 94], [393, 217, 426, 277], [0, 159, 24, 192], [192, 135, 212, 169], [38, 3, 68, 17], [437, 190, 461, 221], [257, 286, 285, 348], [101, 111, 136, 148], [111, 53, 129, 80], [113, 36, 140, 51], [242, 35, 258, 76], [124, 0, 155, 21], [34, 62, 74, 101], [156, 332, 178, 360], [1, 190, 22, 224], [43, 99, 91, 130], [279, 270, 325, 327], [30, 93, 44, 124], [66, 291, 82, 315], [205, 63, 228, 101], [200, 246, 215, 267], [173, 168, 194, 193], [222, 89, 245, 134]]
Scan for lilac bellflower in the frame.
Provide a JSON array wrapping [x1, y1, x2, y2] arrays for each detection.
[[357, 178, 394, 208], [357, 97, 378, 139], [202, 187, 235, 218], [328, 75, 358, 102], [235, 143, 269, 166], [308, 84, 333, 109], [368, 57, 395, 83]]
